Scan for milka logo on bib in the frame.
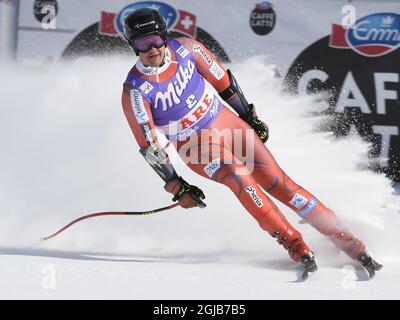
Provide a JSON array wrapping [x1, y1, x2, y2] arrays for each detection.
[[154, 59, 196, 111]]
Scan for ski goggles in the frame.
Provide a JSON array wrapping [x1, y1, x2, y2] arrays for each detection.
[[133, 34, 166, 53]]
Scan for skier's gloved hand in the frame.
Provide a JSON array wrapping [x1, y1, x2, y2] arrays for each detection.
[[164, 177, 206, 209], [240, 104, 269, 143]]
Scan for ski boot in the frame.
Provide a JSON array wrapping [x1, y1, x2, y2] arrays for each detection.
[[273, 230, 317, 280], [357, 252, 383, 279], [273, 230, 310, 262], [300, 251, 318, 280]]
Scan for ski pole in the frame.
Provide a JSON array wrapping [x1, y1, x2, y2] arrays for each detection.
[[40, 203, 179, 242]]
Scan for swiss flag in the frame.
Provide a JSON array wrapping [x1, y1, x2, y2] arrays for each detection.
[[329, 24, 349, 49], [99, 11, 118, 36], [174, 10, 197, 37]]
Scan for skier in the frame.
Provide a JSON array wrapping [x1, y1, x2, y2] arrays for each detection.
[[121, 8, 382, 279]]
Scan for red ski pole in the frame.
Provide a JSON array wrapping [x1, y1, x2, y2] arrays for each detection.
[[40, 203, 179, 242]]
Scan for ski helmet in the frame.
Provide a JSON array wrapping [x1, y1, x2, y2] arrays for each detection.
[[123, 8, 167, 53]]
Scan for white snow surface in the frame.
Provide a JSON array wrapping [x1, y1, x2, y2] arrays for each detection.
[[1, 56, 400, 299]]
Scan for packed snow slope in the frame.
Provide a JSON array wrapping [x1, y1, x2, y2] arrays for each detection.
[[1, 56, 400, 299]]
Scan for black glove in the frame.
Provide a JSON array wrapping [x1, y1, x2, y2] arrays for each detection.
[[240, 104, 269, 143], [164, 177, 206, 209]]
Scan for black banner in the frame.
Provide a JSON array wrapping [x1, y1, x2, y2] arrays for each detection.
[[285, 13, 400, 182]]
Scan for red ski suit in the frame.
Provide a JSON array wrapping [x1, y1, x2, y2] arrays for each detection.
[[122, 37, 366, 262]]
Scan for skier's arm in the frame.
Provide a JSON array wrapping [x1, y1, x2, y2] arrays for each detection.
[[177, 38, 268, 142], [121, 84, 178, 183], [121, 84, 206, 208]]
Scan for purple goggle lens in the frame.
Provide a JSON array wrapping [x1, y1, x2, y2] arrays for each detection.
[[133, 34, 165, 52]]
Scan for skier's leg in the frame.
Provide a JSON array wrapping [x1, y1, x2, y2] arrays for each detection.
[[252, 140, 366, 260], [213, 107, 366, 260], [176, 128, 312, 262], [260, 168, 366, 260]]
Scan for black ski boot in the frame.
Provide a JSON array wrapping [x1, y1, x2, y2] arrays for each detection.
[[300, 252, 318, 281], [357, 252, 383, 279]]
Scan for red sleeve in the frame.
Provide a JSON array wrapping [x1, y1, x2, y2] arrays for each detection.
[[121, 83, 161, 150], [176, 37, 230, 93]]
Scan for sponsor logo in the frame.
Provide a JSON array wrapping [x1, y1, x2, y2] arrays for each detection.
[[134, 20, 155, 29], [245, 186, 264, 208], [141, 123, 154, 143], [99, 1, 197, 38], [140, 68, 157, 76], [130, 89, 149, 124], [204, 158, 221, 178], [193, 44, 212, 65], [298, 198, 317, 218], [179, 93, 213, 130], [285, 11, 400, 182], [289, 193, 308, 209], [139, 81, 154, 95], [154, 59, 196, 111], [209, 61, 225, 80], [177, 45, 190, 58], [158, 89, 220, 140], [210, 98, 219, 117], [250, 2, 276, 36], [186, 94, 198, 109], [64, 1, 230, 64], [330, 13, 400, 57]]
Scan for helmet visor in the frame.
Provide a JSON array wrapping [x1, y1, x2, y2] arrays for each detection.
[[133, 34, 166, 53]]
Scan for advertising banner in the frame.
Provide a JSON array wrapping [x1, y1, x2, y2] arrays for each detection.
[[12, 0, 400, 182]]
